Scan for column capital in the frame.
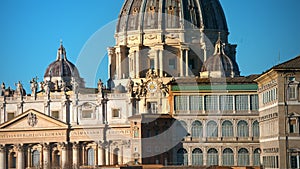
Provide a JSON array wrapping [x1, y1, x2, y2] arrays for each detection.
[[43, 143, 50, 151], [59, 142, 68, 150], [0, 144, 6, 152], [15, 144, 24, 152]]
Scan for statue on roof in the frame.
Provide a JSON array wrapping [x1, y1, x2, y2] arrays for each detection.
[[0, 82, 5, 96], [30, 77, 38, 98], [127, 78, 135, 97], [15, 81, 24, 97], [72, 78, 79, 94], [98, 79, 104, 95]]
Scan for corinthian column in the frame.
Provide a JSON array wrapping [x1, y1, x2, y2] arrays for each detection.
[[72, 143, 79, 167], [0, 145, 6, 169], [61, 143, 68, 168], [16, 145, 24, 169], [43, 143, 50, 169]]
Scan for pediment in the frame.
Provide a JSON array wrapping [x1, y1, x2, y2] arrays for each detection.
[[0, 109, 68, 130]]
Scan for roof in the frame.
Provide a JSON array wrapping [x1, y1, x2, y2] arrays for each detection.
[[272, 55, 300, 69], [172, 75, 259, 85]]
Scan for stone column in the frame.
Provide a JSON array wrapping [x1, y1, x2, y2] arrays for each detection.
[[17, 145, 24, 169], [118, 146, 123, 165], [185, 49, 189, 77], [43, 144, 50, 169], [203, 147, 207, 166], [188, 147, 192, 166], [72, 143, 79, 167], [98, 145, 105, 166], [155, 50, 159, 73], [61, 143, 68, 168], [27, 146, 31, 168], [105, 146, 110, 166], [180, 50, 184, 77], [249, 146, 254, 166], [249, 119, 253, 138], [233, 119, 237, 138], [135, 50, 140, 78], [0, 144, 6, 169], [159, 49, 164, 77], [234, 146, 238, 166], [218, 147, 222, 166]]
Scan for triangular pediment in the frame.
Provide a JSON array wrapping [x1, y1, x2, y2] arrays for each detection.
[[0, 109, 68, 130]]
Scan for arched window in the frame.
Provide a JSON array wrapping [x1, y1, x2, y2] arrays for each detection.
[[222, 148, 234, 166], [207, 148, 218, 166], [191, 121, 203, 138], [192, 148, 203, 166], [237, 120, 249, 137], [238, 148, 249, 166], [207, 121, 218, 138], [9, 152, 16, 168], [222, 121, 233, 137], [177, 148, 188, 165], [87, 148, 95, 166], [252, 120, 260, 138], [253, 148, 261, 166], [32, 150, 40, 167]]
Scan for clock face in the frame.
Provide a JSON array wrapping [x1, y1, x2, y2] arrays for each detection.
[[147, 81, 158, 93]]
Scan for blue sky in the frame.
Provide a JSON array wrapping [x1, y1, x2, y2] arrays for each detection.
[[0, 0, 300, 91]]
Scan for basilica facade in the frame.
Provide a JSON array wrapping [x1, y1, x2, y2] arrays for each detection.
[[0, 0, 299, 169]]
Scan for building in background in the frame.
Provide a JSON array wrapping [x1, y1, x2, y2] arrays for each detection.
[[0, 0, 299, 169]]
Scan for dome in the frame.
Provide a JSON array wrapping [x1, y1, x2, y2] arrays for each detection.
[[201, 35, 240, 78], [44, 42, 85, 89], [117, 0, 228, 33], [44, 44, 80, 78]]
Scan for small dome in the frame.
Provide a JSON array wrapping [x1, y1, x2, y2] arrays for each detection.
[[201, 35, 240, 78], [44, 42, 85, 89], [44, 43, 80, 78]]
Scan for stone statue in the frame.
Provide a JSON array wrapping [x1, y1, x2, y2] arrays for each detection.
[[30, 77, 38, 97], [127, 78, 134, 96], [136, 79, 147, 97], [15, 81, 23, 96], [60, 80, 67, 94], [97, 79, 104, 94], [0, 82, 5, 96], [44, 81, 51, 97]]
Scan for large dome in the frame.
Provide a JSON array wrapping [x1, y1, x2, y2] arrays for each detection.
[[108, 0, 238, 82], [117, 0, 228, 32]]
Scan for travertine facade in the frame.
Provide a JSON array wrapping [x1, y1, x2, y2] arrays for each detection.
[[0, 1, 299, 169]]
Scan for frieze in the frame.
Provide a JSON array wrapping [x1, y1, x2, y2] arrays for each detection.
[[259, 112, 278, 122], [258, 79, 277, 92], [0, 131, 66, 139], [263, 148, 279, 153]]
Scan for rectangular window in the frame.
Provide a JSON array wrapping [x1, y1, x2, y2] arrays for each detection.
[[250, 95, 259, 110], [112, 109, 120, 118], [289, 119, 297, 133], [190, 95, 203, 111], [169, 58, 176, 69], [235, 95, 249, 111], [204, 95, 218, 111], [147, 102, 157, 114], [220, 95, 233, 111], [174, 96, 188, 111], [7, 112, 15, 121], [82, 110, 93, 119], [51, 111, 59, 119], [288, 86, 297, 100]]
